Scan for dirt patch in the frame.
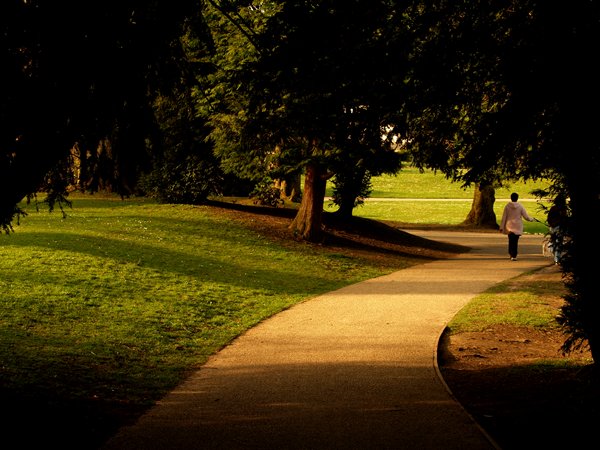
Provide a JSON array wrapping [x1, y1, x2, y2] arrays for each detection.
[[438, 266, 598, 449], [206, 201, 468, 264]]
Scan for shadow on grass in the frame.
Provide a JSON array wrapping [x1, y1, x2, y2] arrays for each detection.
[[2, 231, 346, 295]]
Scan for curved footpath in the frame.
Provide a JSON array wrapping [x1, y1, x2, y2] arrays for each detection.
[[103, 230, 550, 450]]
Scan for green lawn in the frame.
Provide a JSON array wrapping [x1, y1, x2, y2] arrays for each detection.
[[326, 167, 551, 234], [345, 198, 549, 234], [365, 167, 548, 199], [1, 192, 417, 447], [0, 169, 553, 447]]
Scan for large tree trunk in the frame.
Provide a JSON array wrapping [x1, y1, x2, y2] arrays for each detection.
[[290, 163, 327, 242], [462, 183, 499, 229]]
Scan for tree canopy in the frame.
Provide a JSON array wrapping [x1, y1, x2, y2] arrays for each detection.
[[199, 0, 405, 239], [401, 0, 600, 360], [0, 0, 203, 231]]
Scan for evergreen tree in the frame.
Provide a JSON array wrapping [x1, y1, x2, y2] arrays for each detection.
[[403, 0, 600, 363], [199, 0, 404, 241], [0, 0, 203, 230]]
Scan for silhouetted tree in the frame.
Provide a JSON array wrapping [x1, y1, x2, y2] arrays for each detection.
[[403, 0, 600, 363], [199, 0, 404, 241], [0, 0, 204, 231]]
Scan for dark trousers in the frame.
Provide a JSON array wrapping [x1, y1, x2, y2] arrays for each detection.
[[508, 232, 520, 258]]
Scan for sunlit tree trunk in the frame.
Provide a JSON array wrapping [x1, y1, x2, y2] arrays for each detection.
[[290, 162, 327, 241], [462, 182, 498, 229]]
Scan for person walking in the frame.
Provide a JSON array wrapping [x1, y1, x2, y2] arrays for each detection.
[[499, 192, 535, 260]]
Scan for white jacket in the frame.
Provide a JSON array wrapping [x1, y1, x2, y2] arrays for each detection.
[[500, 201, 533, 235]]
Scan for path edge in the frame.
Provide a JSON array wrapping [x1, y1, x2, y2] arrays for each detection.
[[433, 323, 503, 450]]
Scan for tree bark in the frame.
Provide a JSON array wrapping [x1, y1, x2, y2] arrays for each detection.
[[335, 192, 356, 220], [290, 162, 327, 242], [275, 173, 302, 202], [462, 183, 499, 229], [560, 172, 600, 365]]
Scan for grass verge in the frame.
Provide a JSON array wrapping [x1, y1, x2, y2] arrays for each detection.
[[445, 270, 565, 333]]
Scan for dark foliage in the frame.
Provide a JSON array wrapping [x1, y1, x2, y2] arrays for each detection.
[[404, 0, 600, 362], [0, 0, 203, 228]]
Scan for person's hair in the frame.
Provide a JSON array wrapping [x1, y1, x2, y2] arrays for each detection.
[[510, 192, 519, 202]]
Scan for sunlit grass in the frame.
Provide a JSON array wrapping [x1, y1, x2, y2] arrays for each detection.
[[1, 169, 556, 447], [326, 167, 550, 199], [446, 273, 566, 333], [323, 167, 552, 233], [2, 194, 402, 393], [327, 198, 549, 234], [1, 193, 420, 446]]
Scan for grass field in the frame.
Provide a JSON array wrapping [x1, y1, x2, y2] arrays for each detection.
[[364, 168, 548, 199], [1, 192, 418, 448], [328, 167, 551, 234], [0, 169, 555, 448]]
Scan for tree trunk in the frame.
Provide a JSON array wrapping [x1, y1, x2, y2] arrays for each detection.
[[462, 183, 499, 229], [335, 193, 355, 219], [333, 167, 368, 220], [275, 173, 302, 202], [290, 163, 327, 242]]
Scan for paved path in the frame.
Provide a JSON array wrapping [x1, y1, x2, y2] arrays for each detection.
[[103, 231, 550, 450]]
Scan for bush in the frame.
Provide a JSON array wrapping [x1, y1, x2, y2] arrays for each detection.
[[249, 178, 284, 207]]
